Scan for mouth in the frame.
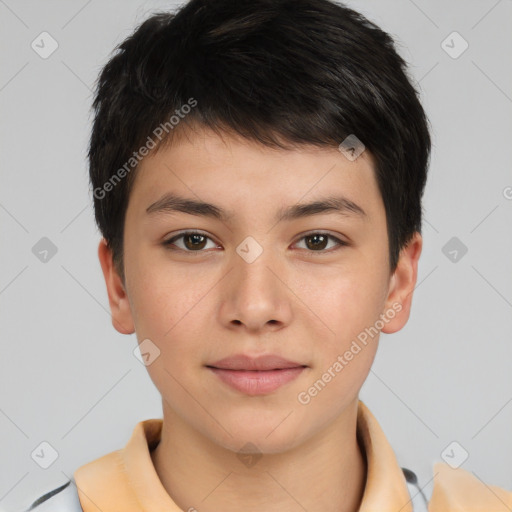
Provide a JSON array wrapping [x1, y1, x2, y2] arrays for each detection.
[[207, 353, 307, 371], [206, 354, 308, 395]]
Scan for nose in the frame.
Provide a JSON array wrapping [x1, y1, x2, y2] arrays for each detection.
[[218, 243, 293, 333]]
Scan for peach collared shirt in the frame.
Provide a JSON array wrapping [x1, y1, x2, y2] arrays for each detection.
[[73, 400, 512, 511]]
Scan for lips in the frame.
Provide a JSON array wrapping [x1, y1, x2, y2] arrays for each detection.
[[207, 354, 306, 371], [206, 354, 307, 395]]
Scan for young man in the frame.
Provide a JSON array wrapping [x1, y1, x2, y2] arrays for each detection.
[[22, 0, 512, 510]]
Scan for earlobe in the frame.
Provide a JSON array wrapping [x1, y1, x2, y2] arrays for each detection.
[[381, 232, 423, 335], [97, 238, 135, 335]]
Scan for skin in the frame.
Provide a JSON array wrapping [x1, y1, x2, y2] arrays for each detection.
[[98, 125, 422, 512]]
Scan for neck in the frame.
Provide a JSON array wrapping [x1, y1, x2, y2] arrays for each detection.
[[151, 399, 367, 512]]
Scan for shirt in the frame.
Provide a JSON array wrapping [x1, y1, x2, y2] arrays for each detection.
[[24, 400, 512, 511]]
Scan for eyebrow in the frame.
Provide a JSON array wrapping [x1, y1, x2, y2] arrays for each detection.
[[146, 192, 368, 223]]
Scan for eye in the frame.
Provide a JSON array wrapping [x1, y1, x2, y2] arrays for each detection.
[[162, 231, 219, 252], [293, 232, 348, 254], [162, 230, 348, 254]]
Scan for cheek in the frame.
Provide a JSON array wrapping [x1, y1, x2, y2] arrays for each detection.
[[128, 266, 209, 398], [126, 253, 223, 394], [126, 246, 212, 339], [297, 264, 387, 401], [294, 275, 383, 420], [299, 263, 387, 345]]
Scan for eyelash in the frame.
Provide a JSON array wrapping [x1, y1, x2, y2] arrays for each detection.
[[162, 230, 349, 255]]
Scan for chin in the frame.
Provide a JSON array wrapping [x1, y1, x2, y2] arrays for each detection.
[[206, 419, 308, 456]]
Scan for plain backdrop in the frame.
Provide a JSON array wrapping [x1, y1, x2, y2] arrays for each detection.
[[1, 0, 511, 509]]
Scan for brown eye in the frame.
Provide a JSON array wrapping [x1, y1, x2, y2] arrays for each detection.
[[163, 231, 217, 252], [305, 234, 329, 250], [295, 232, 348, 253], [183, 233, 207, 250], [162, 231, 347, 255]]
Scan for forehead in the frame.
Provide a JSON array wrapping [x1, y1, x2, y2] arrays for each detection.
[[128, 126, 383, 223]]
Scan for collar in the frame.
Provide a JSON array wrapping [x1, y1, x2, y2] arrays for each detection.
[[72, 401, 414, 511]]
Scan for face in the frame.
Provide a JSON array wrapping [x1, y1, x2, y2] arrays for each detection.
[[99, 126, 421, 454]]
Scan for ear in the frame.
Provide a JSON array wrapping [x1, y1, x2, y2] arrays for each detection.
[[381, 232, 423, 334], [97, 238, 135, 335]]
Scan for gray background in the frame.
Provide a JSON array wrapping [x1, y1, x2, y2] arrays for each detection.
[[1, 0, 511, 509]]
